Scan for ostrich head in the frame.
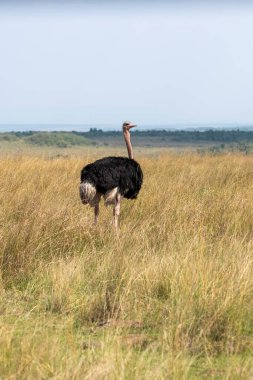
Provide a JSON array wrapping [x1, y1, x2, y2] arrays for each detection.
[[122, 121, 136, 132]]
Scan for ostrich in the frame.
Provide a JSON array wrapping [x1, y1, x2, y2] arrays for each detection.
[[79, 121, 143, 229]]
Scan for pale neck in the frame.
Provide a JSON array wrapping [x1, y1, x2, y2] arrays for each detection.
[[123, 130, 134, 159]]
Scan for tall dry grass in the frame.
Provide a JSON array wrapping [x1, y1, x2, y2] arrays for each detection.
[[0, 151, 253, 379]]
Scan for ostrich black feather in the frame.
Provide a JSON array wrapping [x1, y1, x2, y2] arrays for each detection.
[[80, 156, 143, 199]]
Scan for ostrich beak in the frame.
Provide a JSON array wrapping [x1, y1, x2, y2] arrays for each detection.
[[123, 122, 137, 131]]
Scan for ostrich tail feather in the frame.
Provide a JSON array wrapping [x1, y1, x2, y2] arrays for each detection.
[[79, 181, 97, 205]]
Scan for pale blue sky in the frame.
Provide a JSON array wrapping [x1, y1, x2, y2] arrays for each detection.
[[0, 1, 253, 126]]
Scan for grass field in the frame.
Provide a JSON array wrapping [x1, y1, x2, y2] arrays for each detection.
[[1, 148, 253, 379]]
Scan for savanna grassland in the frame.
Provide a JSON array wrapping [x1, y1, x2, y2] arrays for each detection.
[[1, 146, 253, 379]]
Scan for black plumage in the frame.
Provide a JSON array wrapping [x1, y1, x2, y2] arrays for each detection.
[[81, 156, 143, 199]]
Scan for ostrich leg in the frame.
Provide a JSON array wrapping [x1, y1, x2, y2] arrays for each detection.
[[92, 193, 101, 225], [113, 193, 121, 229], [94, 203, 99, 225]]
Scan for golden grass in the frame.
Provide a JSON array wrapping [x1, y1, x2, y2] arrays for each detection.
[[1, 151, 253, 379]]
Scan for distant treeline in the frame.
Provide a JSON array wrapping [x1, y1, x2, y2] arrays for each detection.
[[78, 128, 253, 142], [1, 129, 253, 148], [0, 131, 93, 148]]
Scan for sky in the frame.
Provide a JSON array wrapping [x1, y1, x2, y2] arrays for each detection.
[[0, 1, 253, 127]]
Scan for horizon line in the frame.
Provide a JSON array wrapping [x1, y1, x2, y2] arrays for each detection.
[[1, 122, 253, 126]]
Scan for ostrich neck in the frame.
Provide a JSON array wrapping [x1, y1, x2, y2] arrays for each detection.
[[123, 130, 134, 159]]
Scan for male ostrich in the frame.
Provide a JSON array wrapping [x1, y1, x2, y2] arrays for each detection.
[[79, 121, 143, 229]]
